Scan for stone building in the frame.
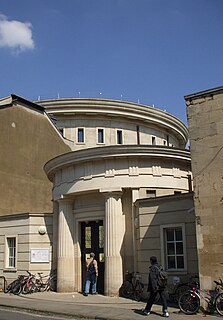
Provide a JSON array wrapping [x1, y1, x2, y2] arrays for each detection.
[[185, 86, 223, 291], [0, 95, 198, 296], [0, 95, 70, 283]]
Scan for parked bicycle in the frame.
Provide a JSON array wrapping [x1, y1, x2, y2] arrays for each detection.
[[22, 270, 57, 294], [168, 275, 199, 303], [120, 271, 144, 301], [178, 279, 223, 315]]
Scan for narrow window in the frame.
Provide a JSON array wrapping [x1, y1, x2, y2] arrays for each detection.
[[136, 125, 140, 144], [163, 140, 166, 145], [6, 237, 16, 268], [59, 128, 64, 136], [146, 190, 156, 198], [117, 130, 123, 144], [152, 136, 156, 145], [165, 228, 184, 270], [166, 134, 169, 146], [77, 128, 84, 143], [98, 128, 104, 144], [85, 226, 91, 248]]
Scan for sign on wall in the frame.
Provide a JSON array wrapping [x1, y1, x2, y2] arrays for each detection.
[[30, 249, 50, 263]]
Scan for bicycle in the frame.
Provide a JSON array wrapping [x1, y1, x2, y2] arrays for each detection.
[[168, 275, 199, 303], [178, 279, 223, 315], [120, 271, 144, 301]]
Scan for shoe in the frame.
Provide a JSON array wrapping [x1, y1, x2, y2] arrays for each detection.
[[142, 309, 150, 316], [162, 312, 169, 317], [83, 292, 88, 296], [91, 292, 97, 295]]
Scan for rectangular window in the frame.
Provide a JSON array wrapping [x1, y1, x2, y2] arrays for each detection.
[[166, 134, 169, 146], [146, 190, 156, 198], [152, 136, 156, 145], [6, 237, 16, 268], [98, 128, 104, 144], [117, 130, 123, 144], [165, 227, 185, 270], [59, 128, 64, 136], [77, 128, 84, 143]]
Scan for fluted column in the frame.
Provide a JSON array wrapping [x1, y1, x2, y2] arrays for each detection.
[[103, 191, 125, 296], [57, 198, 74, 292]]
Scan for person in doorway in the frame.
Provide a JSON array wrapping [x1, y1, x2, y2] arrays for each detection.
[[83, 252, 98, 296], [142, 256, 169, 317]]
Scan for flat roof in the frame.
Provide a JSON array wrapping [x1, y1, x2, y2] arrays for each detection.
[[184, 86, 223, 101]]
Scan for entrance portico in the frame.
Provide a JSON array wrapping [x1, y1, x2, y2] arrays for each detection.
[[45, 145, 191, 296]]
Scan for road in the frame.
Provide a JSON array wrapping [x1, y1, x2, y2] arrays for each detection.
[[0, 307, 90, 320]]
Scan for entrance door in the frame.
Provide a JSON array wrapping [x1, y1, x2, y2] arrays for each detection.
[[81, 221, 104, 294]]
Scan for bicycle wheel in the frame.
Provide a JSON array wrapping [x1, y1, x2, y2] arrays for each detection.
[[22, 281, 32, 294], [178, 292, 200, 315], [4, 283, 12, 293], [215, 292, 223, 316], [12, 282, 22, 295], [175, 284, 192, 301], [134, 282, 144, 301], [121, 281, 134, 298]]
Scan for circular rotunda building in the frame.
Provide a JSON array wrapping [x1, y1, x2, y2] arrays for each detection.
[[41, 98, 191, 296]]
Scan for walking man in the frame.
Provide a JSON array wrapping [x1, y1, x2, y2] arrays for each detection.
[[142, 256, 169, 317]]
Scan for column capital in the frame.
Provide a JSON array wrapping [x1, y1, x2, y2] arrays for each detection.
[[56, 196, 74, 204], [99, 187, 123, 198]]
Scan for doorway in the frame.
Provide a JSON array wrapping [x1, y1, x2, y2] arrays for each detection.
[[81, 221, 104, 294]]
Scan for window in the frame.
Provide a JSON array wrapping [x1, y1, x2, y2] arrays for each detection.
[[166, 134, 169, 146], [152, 136, 156, 145], [146, 190, 156, 198], [98, 128, 104, 144], [165, 227, 185, 270], [59, 128, 64, 136], [117, 130, 123, 144], [77, 128, 84, 143], [6, 237, 16, 268]]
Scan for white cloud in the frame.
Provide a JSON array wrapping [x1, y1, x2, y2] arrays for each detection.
[[0, 14, 35, 53]]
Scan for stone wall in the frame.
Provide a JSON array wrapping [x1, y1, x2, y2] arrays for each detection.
[[185, 87, 223, 290]]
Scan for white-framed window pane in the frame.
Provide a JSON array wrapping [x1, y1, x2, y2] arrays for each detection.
[[165, 227, 184, 270], [98, 129, 104, 143], [7, 237, 16, 268], [77, 128, 84, 143]]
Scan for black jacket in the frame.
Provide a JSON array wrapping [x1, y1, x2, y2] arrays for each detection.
[[147, 263, 159, 292]]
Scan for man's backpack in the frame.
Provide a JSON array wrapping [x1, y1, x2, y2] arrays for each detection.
[[156, 265, 168, 288]]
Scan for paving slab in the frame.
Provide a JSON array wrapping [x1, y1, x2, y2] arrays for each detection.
[[0, 292, 220, 320]]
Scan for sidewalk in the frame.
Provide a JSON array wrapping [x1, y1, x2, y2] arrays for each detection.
[[0, 291, 219, 319]]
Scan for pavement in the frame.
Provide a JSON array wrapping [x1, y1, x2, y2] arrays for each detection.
[[0, 291, 221, 320]]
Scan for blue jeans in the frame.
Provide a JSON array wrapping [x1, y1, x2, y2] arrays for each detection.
[[84, 272, 97, 294]]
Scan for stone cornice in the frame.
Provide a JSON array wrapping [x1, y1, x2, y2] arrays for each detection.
[[44, 145, 191, 181], [37, 98, 188, 144]]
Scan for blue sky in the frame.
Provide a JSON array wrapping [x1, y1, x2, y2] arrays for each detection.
[[0, 0, 222, 123]]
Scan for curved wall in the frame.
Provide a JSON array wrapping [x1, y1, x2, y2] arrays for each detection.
[[38, 98, 188, 150]]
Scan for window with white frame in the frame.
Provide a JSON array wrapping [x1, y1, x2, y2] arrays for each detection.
[[161, 225, 186, 271], [6, 237, 16, 268], [77, 128, 84, 143], [97, 128, 104, 144]]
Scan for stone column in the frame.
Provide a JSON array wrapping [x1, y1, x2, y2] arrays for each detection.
[[57, 198, 74, 292], [103, 190, 125, 296], [52, 200, 59, 271]]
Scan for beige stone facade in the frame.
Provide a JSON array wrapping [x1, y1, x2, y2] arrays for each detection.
[[41, 98, 194, 295], [0, 95, 198, 296], [185, 87, 223, 290]]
